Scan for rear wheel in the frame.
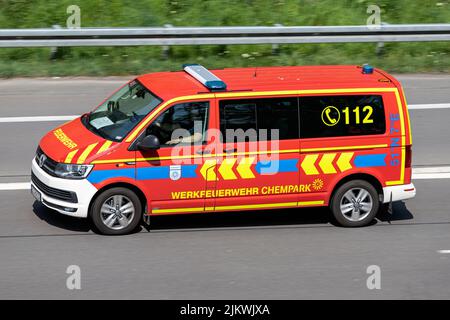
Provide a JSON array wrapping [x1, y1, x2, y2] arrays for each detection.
[[331, 180, 379, 227], [90, 187, 142, 235]]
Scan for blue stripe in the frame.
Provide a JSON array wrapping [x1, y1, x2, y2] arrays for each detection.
[[354, 154, 387, 167], [137, 167, 170, 180], [137, 164, 197, 180], [255, 159, 298, 175], [181, 165, 198, 178], [88, 165, 198, 184], [137, 165, 198, 180], [88, 168, 135, 184]]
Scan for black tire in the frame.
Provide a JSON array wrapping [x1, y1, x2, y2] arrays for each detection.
[[90, 187, 142, 235], [330, 180, 379, 227]]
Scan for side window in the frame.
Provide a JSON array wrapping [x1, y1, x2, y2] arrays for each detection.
[[219, 97, 299, 143], [299, 95, 386, 138], [220, 101, 257, 143], [257, 98, 299, 140], [146, 101, 209, 146]]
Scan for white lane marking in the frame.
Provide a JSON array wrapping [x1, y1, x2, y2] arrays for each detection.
[[412, 166, 450, 173], [1, 167, 450, 191], [0, 183, 30, 190], [408, 103, 450, 110], [412, 166, 450, 180], [0, 115, 78, 123], [437, 250, 450, 254], [413, 173, 450, 180], [0, 103, 449, 123]]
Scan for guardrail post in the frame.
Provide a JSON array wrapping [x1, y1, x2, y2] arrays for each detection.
[[50, 25, 61, 60], [161, 24, 172, 59], [376, 22, 388, 56], [271, 24, 282, 55]]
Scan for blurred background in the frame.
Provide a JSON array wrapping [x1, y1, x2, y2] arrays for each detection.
[[0, 0, 449, 77]]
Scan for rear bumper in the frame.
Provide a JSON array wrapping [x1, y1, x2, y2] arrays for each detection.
[[382, 183, 416, 203], [31, 159, 97, 218]]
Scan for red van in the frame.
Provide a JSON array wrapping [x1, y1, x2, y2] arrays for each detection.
[[31, 64, 415, 235]]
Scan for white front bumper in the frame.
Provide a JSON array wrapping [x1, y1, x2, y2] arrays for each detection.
[[382, 183, 416, 203], [31, 159, 98, 218]]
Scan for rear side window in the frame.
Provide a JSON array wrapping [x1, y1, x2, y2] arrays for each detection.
[[220, 101, 257, 134], [219, 97, 299, 142], [299, 95, 385, 138]]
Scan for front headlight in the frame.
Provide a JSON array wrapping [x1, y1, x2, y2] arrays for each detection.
[[54, 163, 94, 179]]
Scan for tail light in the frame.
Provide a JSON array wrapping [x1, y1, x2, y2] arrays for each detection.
[[405, 145, 412, 168]]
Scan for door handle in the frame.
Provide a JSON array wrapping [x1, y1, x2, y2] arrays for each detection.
[[116, 162, 135, 167], [223, 148, 237, 153]]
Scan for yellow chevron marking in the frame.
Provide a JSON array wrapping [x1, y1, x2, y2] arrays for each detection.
[[336, 152, 353, 172], [301, 154, 319, 175], [64, 149, 78, 164], [236, 157, 255, 179], [319, 153, 337, 174], [218, 158, 237, 180], [97, 140, 113, 154], [77, 143, 98, 164], [200, 159, 217, 181]]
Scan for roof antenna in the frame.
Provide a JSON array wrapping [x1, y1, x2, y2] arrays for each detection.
[[253, 67, 258, 77]]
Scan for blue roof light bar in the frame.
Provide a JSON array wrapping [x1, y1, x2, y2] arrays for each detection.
[[183, 64, 227, 91]]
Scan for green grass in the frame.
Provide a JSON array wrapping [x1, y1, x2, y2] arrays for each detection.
[[0, 0, 449, 77]]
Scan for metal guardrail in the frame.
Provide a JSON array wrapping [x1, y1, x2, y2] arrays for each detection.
[[0, 24, 449, 47]]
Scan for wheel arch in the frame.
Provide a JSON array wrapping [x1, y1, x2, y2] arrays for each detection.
[[88, 182, 148, 217], [329, 173, 384, 205]]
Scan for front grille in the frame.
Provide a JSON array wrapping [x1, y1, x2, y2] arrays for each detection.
[[35, 147, 58, 177], [31, 172, 78, 203]]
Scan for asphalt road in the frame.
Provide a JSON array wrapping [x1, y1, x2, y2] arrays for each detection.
[[0, 75, 449, 299]]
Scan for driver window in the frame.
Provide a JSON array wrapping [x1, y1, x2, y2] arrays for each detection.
[[146, 101, 209, 147]]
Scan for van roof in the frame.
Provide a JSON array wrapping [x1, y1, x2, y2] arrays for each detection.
[[137, 65, 398, 101]]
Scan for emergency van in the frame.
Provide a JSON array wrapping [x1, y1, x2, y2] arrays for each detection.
[[31, 64, 415, 235]]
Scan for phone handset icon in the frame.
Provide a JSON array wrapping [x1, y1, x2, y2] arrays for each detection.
[[325, 108, 337, 124], [321, 106, 340, 126]]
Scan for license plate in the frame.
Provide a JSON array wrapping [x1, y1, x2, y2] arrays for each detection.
[[31, 184, 41, 202]]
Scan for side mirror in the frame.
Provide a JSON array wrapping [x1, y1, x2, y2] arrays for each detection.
[[137, 135, 160, 150]]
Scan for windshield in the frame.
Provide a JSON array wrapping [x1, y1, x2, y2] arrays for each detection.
[[83, 80, 162, 141]]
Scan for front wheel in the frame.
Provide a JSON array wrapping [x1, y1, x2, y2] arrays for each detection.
[[90, 187, 142, 235], [331, 180, 379, 227]]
